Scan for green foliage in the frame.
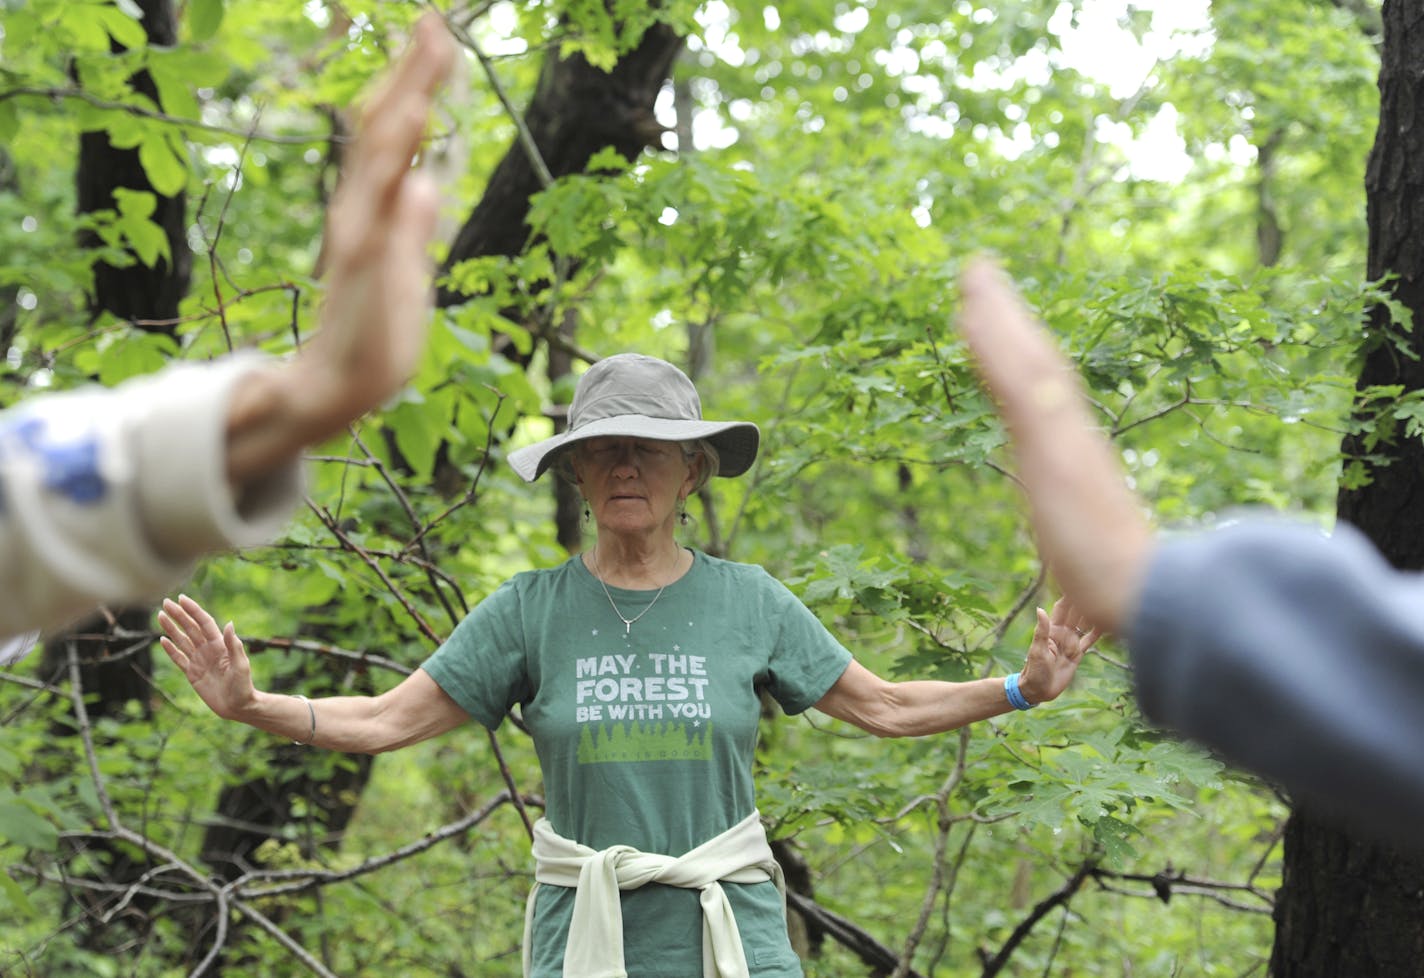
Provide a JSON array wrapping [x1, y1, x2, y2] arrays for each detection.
[[0, 0, 1383, 974]]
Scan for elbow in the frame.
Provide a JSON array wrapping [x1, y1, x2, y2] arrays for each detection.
[[844, 687, 913, 739], [858, 708, 905, 739], [361, 693, 415, 754]]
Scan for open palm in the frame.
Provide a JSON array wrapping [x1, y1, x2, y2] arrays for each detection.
[[158, 595, 258, 721], [1019, 596, 1099, 704]]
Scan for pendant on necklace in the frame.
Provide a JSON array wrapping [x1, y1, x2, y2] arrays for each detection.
[[591, 549, 671, 636]]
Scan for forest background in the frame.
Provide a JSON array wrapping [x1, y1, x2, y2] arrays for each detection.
[[0, 0, 1409, 976]]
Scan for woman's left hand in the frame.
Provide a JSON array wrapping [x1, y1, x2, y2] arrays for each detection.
[[1017, 596, 1099, 704]]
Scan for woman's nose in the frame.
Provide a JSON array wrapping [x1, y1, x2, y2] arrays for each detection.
[[610, 444, 639, 473]]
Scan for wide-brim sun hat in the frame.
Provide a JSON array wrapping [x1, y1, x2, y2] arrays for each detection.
[[506, 354, 761, 482]]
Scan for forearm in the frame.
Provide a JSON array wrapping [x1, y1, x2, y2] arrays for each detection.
[[817, 664, 1021, 738], [230, 669, 465, 754], [878, 677, 1021, 736], [236, 686, 435, 751], [223, 360, 347, 486], [956, 260, 1153, 632], [235, 689, 400, 754]]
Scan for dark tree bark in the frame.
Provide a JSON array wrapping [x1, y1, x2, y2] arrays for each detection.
[[50, 0, 189, 953], [1255, 129, 1285, 268], [436, 23, 683, 310], [436, 23, 683, 550], [1272, 3, 1424, 975], [75, 0, 190, 329], [0, 149, 19, 364], [550, 308, 586, 553]]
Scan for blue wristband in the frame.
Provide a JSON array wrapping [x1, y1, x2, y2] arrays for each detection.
[[1004, 672, 1036, 711]]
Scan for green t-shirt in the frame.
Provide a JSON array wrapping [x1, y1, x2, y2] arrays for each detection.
[[421, 549, 854, 977]]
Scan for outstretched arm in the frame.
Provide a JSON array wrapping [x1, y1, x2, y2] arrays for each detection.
[[953, 259, 1424, 846], [0, 15, 456, 647], [954, 258, 1154, 633], [814, 597, 1097, 737], [158, 594, 467, 752]]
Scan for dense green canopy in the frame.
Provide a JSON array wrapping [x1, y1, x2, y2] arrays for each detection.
[[0, 1, 1388, 974]]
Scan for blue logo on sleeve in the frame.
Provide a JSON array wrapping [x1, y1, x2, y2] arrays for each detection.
[[0, 414, 108, 508]]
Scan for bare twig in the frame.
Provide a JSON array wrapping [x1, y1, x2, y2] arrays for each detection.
[[786, 890, 927, 978], [435, 14, 554, 191], [892, 725, 973, 978], [239, 791, 530, 896], [981, 861, 1097, 978]]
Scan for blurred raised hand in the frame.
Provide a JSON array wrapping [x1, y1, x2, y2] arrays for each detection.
[[223, 12, 458, 484], [955, 258, 1154, 633]]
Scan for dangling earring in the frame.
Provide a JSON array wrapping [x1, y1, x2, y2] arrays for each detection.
[[677, 498, 689, 527], [582, 502, 591, 524]]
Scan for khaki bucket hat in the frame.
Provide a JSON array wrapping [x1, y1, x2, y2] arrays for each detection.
[[506, 354, 761, 482]]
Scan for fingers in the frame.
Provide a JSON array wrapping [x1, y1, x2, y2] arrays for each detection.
[[357, 12, 456, 138], [1035, 605, 1053, 636], [339, 13, 456, 226], [157, 594, 241, 681], [158, 635, 189, 672], [1049, 597, 1100, 655], [158, 603, 194, 655], [957, 257, 1082, 430], [1027, 597, 1098, 665], [224, 622, 244, 659], [159, 595, 220, 645]]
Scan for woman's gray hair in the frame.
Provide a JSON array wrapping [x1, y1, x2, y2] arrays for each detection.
[[683, 438, 720, 494], [553, 438, 721, 492]]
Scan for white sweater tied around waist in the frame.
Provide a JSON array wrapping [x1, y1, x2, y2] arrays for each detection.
[[523, 810, 785, 978]]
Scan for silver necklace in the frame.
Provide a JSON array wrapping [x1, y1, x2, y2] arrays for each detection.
[[590, 548, 674, 636]]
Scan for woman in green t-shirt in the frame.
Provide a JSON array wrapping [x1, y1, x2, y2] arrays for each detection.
[[159, 352, 1095, 978]]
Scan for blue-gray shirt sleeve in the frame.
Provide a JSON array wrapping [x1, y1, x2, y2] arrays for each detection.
[[1127, 519, 1424, 843]]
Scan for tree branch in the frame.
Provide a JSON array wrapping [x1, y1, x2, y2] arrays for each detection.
[[980, 860, 1096, 978], [786, 890, 927, 978]]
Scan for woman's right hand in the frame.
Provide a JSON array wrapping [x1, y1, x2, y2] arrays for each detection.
[[158, 594, 259, 721]]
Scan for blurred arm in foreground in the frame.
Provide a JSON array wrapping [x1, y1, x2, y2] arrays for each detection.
[[955, 257, 1424, 848], [0, 13, 456, 659]]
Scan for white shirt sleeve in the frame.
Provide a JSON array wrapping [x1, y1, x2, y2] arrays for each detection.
[[0, 354, 303, 645]]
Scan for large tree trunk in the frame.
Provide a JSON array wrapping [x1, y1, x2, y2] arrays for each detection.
[[48, 0, 190, 958], [75, 0, 190, 328], [1273, 3, 1424, 974], [436, 23, 682, 307], [436, 22, 683, 550]]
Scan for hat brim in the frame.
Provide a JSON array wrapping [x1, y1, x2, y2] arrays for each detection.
[[507, 415, 760, 482]]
